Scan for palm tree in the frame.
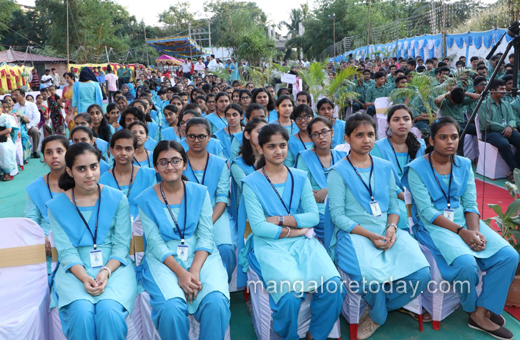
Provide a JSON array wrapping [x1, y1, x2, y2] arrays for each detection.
[[281, 5, 308, 58]]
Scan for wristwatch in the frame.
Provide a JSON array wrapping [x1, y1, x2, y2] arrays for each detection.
[[278, 216, 284, 226]]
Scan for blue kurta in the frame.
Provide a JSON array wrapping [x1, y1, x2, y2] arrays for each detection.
[[206, 113, 228, 134], [241, 169, 339, 303], [99, 167, 156, 220], [288, 134, 314, 167], [229, 131, 244, 161], [161, 127, 180, 142], [214, 128, 240, 160], [135, 183, 230, 314], [332, 119, 346, 148], [133, 150, 154, 169], [179, 139, 225, 159], [47, 187, 137, 312], [271, 120, 299, 136], [144, 137, 157, 152]]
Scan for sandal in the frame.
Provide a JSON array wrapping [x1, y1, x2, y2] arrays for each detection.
[[399, 307, 432, 322], [2, 174, 12, 181], [507, 172, 515, 183], [468, 315, 513, 340]]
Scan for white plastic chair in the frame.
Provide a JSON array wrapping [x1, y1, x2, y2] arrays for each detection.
[[475, 117, 513, 180], [0, 218, 50, 340], [247, 266, 341, 340], [375, 97, 392, 139]]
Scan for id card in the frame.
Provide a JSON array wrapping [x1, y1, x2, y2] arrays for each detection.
[[502, 119, 507, 126], [369, 200, 382, 218], [443, 208, 455, 222], [90, 249, 103, 268], [177, 244, 189, 262]]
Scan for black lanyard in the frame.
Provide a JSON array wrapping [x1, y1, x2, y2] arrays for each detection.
[[346, 154, 375, 201], [188, 152, 210, 185], [71, 184, 101, 249], [227, 126, 243, 139], [388, 140, 409, 174], [160, 181, 187, 244], [113, 165, 135, 198], [277, 120, 293, 135], [261, 166, 294, 215], [297, 132, 308, 150], [316, 150, 336, 172], [133, 150, 151, 168], [46, 173, 53, 199], [428, 152, 453, 209]]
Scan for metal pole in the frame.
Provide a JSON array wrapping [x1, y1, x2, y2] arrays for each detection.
[[367, 0, 372, 46], [189, 23, 193, 59], [66, 0, 70, 70], [208, 20, 212, 49], [333, 15, 336, 59], [442, 1, 447, 58], [144, 26, 150, 66], [105, 46, 110, 63]]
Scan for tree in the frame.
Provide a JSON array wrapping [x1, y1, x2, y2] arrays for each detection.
[[158, 2, 202, 36], [0, 0, 19, 44], [235, 26, 276, 65], [282, 5, 309, 58]]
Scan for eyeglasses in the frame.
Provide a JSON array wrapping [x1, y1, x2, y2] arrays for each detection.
[[310, 129, 332, 139], [186, 134, 208, 142], [295, 115, 313, 122], [156, 157, 183, 169]]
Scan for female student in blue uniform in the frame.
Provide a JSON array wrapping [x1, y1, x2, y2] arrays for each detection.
[[178, 111, 225, 158], [404, 117, 518, 340], [88, 104, 114, 142], [161, 105, 180, 142], [287, 104, 314, 167], [252, 87, 277, 122], [135, 140, 230, 340], [214, 103, 244, 160], [120, 107, 156, 152], [229, 103, 267, 161], [316, 98, 345, 148], [25, 135, 69, 273], [74, 113, 109, 160], [242, 123, 344, 340], [183, 117, 236, 281], [206, 92, 230, 134], [99, 129, 156, 220], [296, 117, 346, 244], [130, 100, 160, 143], [273, 95, 299, 137], [327, 113, 430, 339], [129, 121, 154, 169], [47, 142, 137, 340], [70, 126, 110, 176], [371, 104, 426, 232]]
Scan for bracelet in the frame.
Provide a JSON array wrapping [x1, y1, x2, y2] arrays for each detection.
[[284, 227, 291, 239], [456, 226, 464, 235], [386, 223, 397, 232], [100, 266, 111, 278]]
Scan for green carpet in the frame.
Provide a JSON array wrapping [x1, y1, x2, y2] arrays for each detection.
[[4, 160, 520, 339]]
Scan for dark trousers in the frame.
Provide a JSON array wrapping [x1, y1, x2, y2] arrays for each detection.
[[366, 105, 376, 117], [483, 130, 520, 171], [27, 126, 40, 153], [414, 120, 429, 131], [353, 102, 364, 113], [108, 91, 117, 104], [457, 123, 477, 156]]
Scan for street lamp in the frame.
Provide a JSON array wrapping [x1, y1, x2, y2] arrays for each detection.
[[328, 13, 336, 60]]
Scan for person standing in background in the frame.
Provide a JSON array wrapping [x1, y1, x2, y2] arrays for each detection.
[[105, 65, 119, 104], [30, 69, 40, 91], [51, 68, 61, 89]]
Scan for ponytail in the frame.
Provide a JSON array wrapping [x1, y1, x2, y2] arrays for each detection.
[[58, 171, 76, 191]]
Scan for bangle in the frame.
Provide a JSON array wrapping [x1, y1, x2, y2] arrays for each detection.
[[386, 223, 397, 232], [284, 227, 291, 238], [100, 266, 111, 278], [456, 226, 464, 235]]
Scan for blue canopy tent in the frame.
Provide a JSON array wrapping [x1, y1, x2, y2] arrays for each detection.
[[146, 36, 209, 59]]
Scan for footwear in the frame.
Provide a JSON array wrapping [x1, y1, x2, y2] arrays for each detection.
[[489, 311, 506, 327], [357, 313, 380, 340], [31, 152, 40, 159], [359, 308, 370, 325], [468, 316, 513, 340], [507, 172, 515, 183], [399, 307, 433, 322]]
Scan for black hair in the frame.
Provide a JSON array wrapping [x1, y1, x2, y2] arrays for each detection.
[[106, 103, 119, 114], [75, 112, 92, 125], [41, 135, 69, 153], [185, 117, 211, 136], [291, 104, 313, 121], [425, 116, 460, 162], [256, 123, 290, 168], [120, 107, 145, 128], [152, 141, 188, 182], [449, 88, 465, 104], [306, 116, 333, 149], [110, 129, 138, 149], [345, 112, 376, 137], [13, 88, 26, 96], [277, 87, 291, 97], [386, 104, 421, 159], [407, 60, 417, 67], [416, 66, 426, 73], [178, 110, 202, 127], [470, 56, 479, 62], [252, 88, 275, 111], [473, 76, 487, 87], [245, 103, 267, 120], [490, 79, 506, 90], [275, 95, 294, 108], [437, 62, 448, 68], [183, 103, 202, 113], [240, 117, 268, 166], [63, 72, 76, 80], [395, 69, 405, 76], [225, 103, 244, 117], [477, 65, 488, 71], [128, 121, 149, 136], [395, 75, 407, 84], [87, 104, 112, 142], [296, 91, 312, 104], [375, 71, 386, 79], [316, 97, 335, 111], [164, 105, 178, 114], [502, 74, 513, 82], [239, 89, 252, 100], [58, 143, 101, 191], [425, 59, 433, 64], [215, 91, 230, 105]]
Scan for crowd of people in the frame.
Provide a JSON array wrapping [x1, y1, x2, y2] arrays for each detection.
[[0, 51, 519, 340]]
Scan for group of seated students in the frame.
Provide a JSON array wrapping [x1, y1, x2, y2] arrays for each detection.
[[21, 67, 520, 340]]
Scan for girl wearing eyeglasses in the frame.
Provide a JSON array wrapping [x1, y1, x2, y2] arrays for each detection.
[[135, 140, 230, 340], [47, 142, 136, 340], [178, 111, 225, 158], [182, 118, 236, 282], [296, 117, 346, 244], [327, 113, 429, 339], [316, 98, 346, 148], [240, 123, 344, 340], [286, 104, 314, 167]]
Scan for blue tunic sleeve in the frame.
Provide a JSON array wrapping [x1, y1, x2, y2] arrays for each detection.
[[215, 164, 230, 205], [460, 169, 480, 215], [49, 210, 83, 272], [408, 168, 442, 223], [327, 169, 360, 233], [294, 178, 320, 228], [139, 206, 174, 263], [108, 195, 132, 266], [230, 138, 241, 161], [243, 183, 282, 239], [387, 174, 400, 216], [25, 194, 43, 228], [194, 193, 216, 253], [230, 162, 246, 191]]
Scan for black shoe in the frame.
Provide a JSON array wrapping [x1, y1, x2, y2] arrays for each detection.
[[489, 312, 506, 327], [31, 152, 40, 159], [468, 316, 513, 340]]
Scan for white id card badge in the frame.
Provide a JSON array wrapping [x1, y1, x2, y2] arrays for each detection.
[[177, 244, 189, 262], [369, 200, 382, 218], [90, 250, 103, 268], [502, 119, 507, 126], [444, 208, 455, 222]]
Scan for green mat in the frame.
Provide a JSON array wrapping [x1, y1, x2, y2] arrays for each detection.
[[4, 159, 520, 339]]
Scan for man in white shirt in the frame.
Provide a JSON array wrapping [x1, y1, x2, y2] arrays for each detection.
[[40, 69, 53, 88], [194, 57, 206, 76], [182, 58, 192, 79], [51, 68, 61, 88], [12, 89, 41, 158], [208, 54, 218, 72]]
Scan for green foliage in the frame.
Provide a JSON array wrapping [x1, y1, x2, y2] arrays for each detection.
[[236, 27, 276, 66], [0, 0, 18, 40], [323, 66, 360, 117], [484, 169, 520, 255], [158, 2, 197, 35], [298, 62, 328, 108]]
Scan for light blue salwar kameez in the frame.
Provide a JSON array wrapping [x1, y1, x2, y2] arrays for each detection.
[[206, 113, 228, 135]]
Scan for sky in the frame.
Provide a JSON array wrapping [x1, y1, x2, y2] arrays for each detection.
[[16, 0, 311, 34]]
